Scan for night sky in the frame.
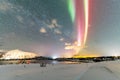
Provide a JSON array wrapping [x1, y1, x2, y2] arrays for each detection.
[[0, 0, 120, 57]]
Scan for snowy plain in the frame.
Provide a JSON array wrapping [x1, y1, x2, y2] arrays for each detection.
[[0, 61, 120, 80]]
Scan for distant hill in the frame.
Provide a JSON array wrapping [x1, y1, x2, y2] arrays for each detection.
[[1, 49, 38, 59]]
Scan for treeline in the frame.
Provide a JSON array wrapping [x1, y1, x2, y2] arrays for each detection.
[[0, 56, 120, 63], [55, 56, 120, 62]]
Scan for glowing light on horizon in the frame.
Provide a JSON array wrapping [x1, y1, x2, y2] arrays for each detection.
[[83, 0, 89, 45], [73, 54, 100, 58], [52, 56, 58, 59]]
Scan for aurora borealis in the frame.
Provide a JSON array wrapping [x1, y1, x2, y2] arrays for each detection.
[[84, 0, 89, 46], [65, 0, 89, 57], [68, 0, 75, 23], [68, 0, 89, 47], [0, 0, 120, 57]]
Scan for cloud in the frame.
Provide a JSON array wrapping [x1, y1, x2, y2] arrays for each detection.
[[65, 43, 71, 46], [52, 19, 58, 26], [46, 19, 63, 35], [60, 38, 64, 41], [16, 16, 24, 23], [0, 1, 13, 11], [48, 24, 55, 29], [48, 19, 62, 29], [40, 27, 47, 33], [54, 29, 62, 34]]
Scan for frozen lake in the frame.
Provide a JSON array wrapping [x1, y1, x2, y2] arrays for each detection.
[[0, 61, 120, 80]]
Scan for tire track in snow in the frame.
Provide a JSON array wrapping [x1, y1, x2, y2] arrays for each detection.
[[79, 65, 119, 80]]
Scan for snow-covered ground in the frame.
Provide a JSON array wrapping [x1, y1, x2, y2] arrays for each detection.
[[0, 61, 120, 80]]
